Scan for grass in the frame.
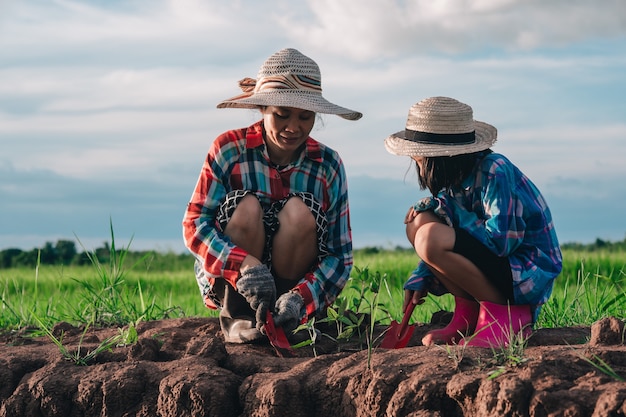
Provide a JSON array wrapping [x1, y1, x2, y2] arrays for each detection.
[[31, 313, 120, 366], [1, 246, 625, 335], [0, 266, 201, 331], [574, 349, 625, 382]]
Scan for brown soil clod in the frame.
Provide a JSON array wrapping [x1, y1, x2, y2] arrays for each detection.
[[0, 316, 624, 417]]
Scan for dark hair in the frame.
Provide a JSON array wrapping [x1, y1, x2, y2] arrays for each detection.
[[417, 149, 492, 195]]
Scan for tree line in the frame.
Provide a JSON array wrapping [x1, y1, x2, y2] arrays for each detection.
[[0, 240, 193, 271], [1, 235, 625, 270]]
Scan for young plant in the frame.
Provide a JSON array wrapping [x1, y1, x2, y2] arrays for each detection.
[[31, 313, 120, 366], [116, 319, 140, 347], [292, 267, 390, 362], [489, 327, 529, 371], [436, 338, 469, 370], [291, 317, 320, 357], [570, 346, 625, 382], [316, 298, 365, 352], [579, 353, 624, 382], [71, 219, 180, 327], [350, 267, 390, 369]]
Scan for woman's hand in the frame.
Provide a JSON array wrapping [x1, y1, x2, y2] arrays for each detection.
[[236, 264, 277, 330]]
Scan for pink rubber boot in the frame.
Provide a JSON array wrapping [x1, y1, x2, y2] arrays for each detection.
[[462, 301, 533, 348], [422, 297, 480, 346]]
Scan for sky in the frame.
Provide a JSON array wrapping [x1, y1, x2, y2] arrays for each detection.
[[1, 0, 625, 254]]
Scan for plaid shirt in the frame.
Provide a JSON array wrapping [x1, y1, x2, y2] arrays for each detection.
[[405, 153, 562, 316], [183, 120, 352, 317]]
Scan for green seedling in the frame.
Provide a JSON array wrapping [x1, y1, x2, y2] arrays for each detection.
[[292, 317, 320, 357], [569, 345, 625, 382], [32, 313, 120, 366]]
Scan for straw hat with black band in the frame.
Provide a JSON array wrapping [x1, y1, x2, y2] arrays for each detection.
[[217, 48, 362, 121], [384, 96, 497, 157]]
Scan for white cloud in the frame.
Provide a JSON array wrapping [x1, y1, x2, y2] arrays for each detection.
[[278, 0, 626, 58], [1, 0, 226, 45], [0, 0, 625, 249]]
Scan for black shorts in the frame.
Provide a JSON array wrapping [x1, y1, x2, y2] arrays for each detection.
[[452, 228, 514, 301]]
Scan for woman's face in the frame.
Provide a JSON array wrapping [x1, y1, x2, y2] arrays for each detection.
[[262, 106, 315, 165]]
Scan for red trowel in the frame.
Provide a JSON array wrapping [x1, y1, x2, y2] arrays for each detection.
[[264, 312, 295, 357], [380, 302, 417, 349]]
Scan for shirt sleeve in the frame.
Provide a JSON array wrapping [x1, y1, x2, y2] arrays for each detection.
[[404, 261, 433, 291], [182, 133, 248, 289], [436, 158, 525, 257], [292, 158, 353, 318]]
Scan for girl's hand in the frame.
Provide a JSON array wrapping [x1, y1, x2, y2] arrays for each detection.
[[404, 206, 418, 224], [403, 288, 427, 312]]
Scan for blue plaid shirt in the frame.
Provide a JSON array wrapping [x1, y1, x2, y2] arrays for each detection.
[[405, 153, 562, 316]]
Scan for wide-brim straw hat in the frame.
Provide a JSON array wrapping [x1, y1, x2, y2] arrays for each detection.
[[384, 96, 497, 157], [217, 48, 362, 121]]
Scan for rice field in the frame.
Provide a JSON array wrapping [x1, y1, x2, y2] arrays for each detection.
[[1, 247, 624, 332]]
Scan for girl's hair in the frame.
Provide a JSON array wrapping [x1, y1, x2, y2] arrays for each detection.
[[417, 149, 492, 195]]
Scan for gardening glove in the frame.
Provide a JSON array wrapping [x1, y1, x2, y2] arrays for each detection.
[[236, 264, 277, 330], [273, 291, 304, 335]]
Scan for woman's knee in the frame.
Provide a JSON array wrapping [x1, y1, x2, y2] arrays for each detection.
[[224, 194, 263, 236], [278, 197, 316, 235], [272, 197, 318, 280]]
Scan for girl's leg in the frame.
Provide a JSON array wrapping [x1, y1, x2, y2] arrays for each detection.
[[408, 211, 506, 304], [406, 211, 502, 345]]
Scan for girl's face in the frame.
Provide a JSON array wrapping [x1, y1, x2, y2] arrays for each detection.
[[262, 106, 315, 165]]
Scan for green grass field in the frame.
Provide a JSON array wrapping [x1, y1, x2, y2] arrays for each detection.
[[1, 248, 624, 332]]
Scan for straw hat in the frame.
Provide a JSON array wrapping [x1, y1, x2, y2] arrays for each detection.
[[384, 97, 497, 157], [217, 48, 362, 121]]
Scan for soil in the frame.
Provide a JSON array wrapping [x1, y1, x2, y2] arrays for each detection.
[[0, 314, 624, 417]]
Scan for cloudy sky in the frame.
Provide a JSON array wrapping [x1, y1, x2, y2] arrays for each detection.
[[1, 0, 625, 254]]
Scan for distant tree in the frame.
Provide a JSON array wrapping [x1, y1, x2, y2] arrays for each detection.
[[39, 241, 57, 265], [0, 248, 23, 268], [55, 240, 77, 265], [93, 241, 111, 264], [13, 250, 39, 267]]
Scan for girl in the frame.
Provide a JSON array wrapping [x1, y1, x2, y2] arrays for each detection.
[[384, 96, 562, 348]]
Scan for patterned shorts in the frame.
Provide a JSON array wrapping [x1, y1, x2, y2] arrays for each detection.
[[216, 190, 328, 264], [196, 190, 328, 309]]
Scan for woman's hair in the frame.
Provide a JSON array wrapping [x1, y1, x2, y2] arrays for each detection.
[[417, 149, 492, 195]]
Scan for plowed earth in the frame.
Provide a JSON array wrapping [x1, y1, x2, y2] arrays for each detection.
[[1, 315, 624, 417]]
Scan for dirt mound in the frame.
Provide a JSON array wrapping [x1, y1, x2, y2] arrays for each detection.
[[0, 316, 624, 417]]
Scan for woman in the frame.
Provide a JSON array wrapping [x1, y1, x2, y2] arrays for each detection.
[[183, 48, 362, 344], [384, 96, 562, 348]]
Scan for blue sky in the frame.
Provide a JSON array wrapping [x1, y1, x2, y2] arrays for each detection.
[[1, 0, 625, 253]]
